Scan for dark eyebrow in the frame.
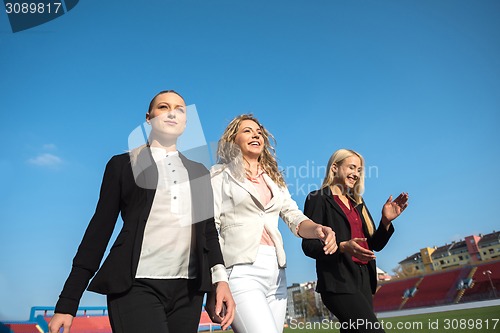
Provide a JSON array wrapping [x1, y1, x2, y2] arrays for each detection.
[[156, 102, 186, 109]]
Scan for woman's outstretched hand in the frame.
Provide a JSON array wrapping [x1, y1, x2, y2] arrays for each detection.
[[340, 238, 376, 261], [381, 192, 409, 226]]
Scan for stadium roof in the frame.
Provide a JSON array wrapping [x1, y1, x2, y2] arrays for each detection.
[[399, 252, 421, 264], [478, 231, 500, 247], [431, 244, 453, 259]]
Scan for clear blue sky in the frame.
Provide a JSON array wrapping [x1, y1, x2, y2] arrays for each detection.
[[1, 0, 499, 321]]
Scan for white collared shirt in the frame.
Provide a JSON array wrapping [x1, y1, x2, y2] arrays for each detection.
[[136, 148, 196, 279], [135, 148, 228, 284]]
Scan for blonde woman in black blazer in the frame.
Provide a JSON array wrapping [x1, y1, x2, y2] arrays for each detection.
[[49, 91, 234, 333], [302, 149, 408, 333]]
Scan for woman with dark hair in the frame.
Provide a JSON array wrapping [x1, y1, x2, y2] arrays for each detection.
[[49, 90, 234, 333]]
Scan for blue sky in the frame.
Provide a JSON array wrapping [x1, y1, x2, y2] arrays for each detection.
[[1, 0, 499, 321]]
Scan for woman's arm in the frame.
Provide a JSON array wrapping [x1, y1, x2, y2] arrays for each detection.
[[367, 193, 408, 251], [381, 193, 409, 229], [297, 219, 337, 254], [51, 155, 123, 326], [210, 166, 225, 233], [279, 188, 337, 254], [301, 192, 337, 259]]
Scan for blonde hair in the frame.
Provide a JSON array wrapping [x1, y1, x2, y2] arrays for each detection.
[[322, 149, 375, 236], [216, 114, 286, 188]]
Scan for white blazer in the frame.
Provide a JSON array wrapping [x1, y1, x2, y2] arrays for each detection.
[[210, 164, 308, 268]]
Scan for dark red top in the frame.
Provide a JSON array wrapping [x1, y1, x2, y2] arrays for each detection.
[[333, 195, 369, 265]]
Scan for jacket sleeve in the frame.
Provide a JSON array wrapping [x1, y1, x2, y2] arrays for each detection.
[[279, 186, 309, 237], [199, 166, 224, 271], [209, 166, 224, 233], [301, 192, 328, 260], [363, 201, 395, 252], [55, 155, 122, 316]]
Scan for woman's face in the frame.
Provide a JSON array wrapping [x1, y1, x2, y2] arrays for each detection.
[[146, 92, 187, 139], [333, 155, 362, 190], [234, 119, 264, 160]]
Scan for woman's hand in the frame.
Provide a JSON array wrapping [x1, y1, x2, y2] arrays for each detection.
[[297, 220, 337, 254], [48, 313, 73, 333], [204, 282, 235, 330], [314, 225, 338, 255], [381, 192, 409, 226], [340, 238, 376, 261]]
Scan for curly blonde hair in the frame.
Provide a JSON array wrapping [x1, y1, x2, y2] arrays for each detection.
[[216, 114, 286, 188]]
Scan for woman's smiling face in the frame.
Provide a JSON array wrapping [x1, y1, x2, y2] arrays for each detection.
[[234, 119, 264, 160], [333, 155, 363, 190]]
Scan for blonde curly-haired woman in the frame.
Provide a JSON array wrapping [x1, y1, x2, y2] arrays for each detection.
[[210, 114, 338, 333]]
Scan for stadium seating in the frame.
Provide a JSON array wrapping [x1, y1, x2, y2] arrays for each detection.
[[460, 261, 500, 303], [0, 323, 42, 333], [373, 262, 499, 313], [3, 260, 498, 331], [402, 268, 466, 309], [36, 307, 219, 333], [198, 310, 222, 331], [373, 277, 421, 312], [42, 315, 111, 333]]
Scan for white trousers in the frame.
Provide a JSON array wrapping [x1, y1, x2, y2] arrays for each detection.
[[227, 245, 287, 333]]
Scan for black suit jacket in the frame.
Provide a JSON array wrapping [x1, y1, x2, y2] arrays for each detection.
[[302, 187, 394, 295], [55, 147, 224, 316]]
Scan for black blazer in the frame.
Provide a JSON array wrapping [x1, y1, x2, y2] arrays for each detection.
[[302, 187, 394, 295], [55, 147, 224, 316]]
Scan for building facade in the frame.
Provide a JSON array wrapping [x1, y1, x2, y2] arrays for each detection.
[[397, 230, 500, 277]]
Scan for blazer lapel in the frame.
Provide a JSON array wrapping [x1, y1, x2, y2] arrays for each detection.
[[323, 187, 343, 215], [133, 146, 158, 210], [323, 186, 350, 226], [224, 168, 265, 209], [262, 173, 278, 209]]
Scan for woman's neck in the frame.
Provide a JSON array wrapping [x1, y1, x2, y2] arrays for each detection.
[[244, 157, 260, 177], [148, 137, 177, 153], [331, 184, 348, 198], [331, 184, 352, 209]]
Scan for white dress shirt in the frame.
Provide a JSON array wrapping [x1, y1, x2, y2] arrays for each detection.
[[136, 149, 195, 278], [136, 148, 227, 284]]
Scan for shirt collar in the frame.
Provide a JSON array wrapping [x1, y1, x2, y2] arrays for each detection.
[[150, 147, 179, 162], [246, 167, 265, 183]]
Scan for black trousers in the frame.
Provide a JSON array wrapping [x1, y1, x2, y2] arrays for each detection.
[[321, 265, 385, 333], [107, 278, 204, 333]]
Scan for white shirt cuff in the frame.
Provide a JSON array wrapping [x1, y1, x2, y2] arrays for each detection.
[[210, 264, 229, 284]]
